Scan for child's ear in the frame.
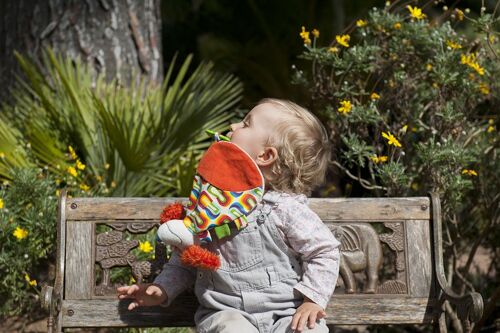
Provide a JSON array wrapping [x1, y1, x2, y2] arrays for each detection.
[[256, 147, 278, 167]]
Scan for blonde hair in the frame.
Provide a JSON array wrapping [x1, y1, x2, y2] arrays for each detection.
[[258, 98, 331, 196]]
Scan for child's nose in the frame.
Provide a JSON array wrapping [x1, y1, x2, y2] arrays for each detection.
[[229, 123, 239, 131]]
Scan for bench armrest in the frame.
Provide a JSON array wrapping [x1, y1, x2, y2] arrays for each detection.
[[430, 193, 484, 325]]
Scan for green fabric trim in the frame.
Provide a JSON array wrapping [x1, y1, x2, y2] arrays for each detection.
[[214, 224, 231, 239]]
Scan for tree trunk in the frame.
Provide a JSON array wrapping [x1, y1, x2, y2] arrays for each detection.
[[0, 0, 162, 104]]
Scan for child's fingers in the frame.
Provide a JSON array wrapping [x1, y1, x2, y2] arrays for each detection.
[[290, 312, 301, 331], [308, 312, 318, 329], [127, 284, 139, 295], [297, 312, 310, 332], [127, 300, 140, 311], [146, 285, 162, 297], [317, 309, 326, 319]]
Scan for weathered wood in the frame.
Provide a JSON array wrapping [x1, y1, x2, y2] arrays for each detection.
[[406, 220, 434, 297], [325, 297, 437, 324], [65, 222, 94, 299], [61, 296, 437, 327], [62, 295, 198, 327], [65, 197, 431, 221], [45, 193, 480, 333]]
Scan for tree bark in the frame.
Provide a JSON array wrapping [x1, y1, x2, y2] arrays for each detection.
[[0, 0, 162, 104]]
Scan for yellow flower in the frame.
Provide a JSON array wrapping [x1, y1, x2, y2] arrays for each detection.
[[356, 19, 368, 27], [401, 125, 408, 133], [393, 22, 401, 29], [337, 100, 352, 115], [111, 181, 117, 188], [80, 184, 90, 192], [328, 47, 339, 53], [0, 198, 3, 209], [407, 5, 426, 20], [0, 152, 5, 159], [455, 9, 464, 21], [300, 26, 311, 45], [446, 40, 462, 49], [24, 274, 37, 287], [479, 83, 490, 95], [487, 120, 495, 132], [382, 131, 402, 147], [139, 241, 153, 253], [426, 63, 433, 71], [13, 226, 28, 240], [370, 155, 388, 164], [67, 166, 77, 177], [55, 189, 61, 196], [461, 53, 485, 76], [76, 159, 86, 170], [104, 163, 110, 170], [312, 29, 320, 38], [489, 35, 496, 44], [370, 92, 380, 100], [68, 146, 78, 160], [462, 169, 478, 176], [336, 34, 350, 48], [411, 182, 419, 191]]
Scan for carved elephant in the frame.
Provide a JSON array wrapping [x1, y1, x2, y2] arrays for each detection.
[[331, 223, 383, 294]]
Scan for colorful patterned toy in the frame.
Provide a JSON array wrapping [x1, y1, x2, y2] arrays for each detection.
[[157, 132, 264, 270]]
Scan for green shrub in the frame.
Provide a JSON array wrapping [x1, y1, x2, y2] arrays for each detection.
[[0, 168, 58, 316], [295, 1, 498, 331], [0, 49, 243, 318]]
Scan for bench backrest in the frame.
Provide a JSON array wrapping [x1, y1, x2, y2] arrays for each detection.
[[53, 193, 440, 330]]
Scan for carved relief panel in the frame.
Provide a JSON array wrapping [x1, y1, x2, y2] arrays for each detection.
[[329, 222, 407, 295], [93, 221, 408, 297]]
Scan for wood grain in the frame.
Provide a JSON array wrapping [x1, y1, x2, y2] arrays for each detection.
[[65, 197, 431, 221], [406, 220, 434, 297], [61, 296, 437, 327], [65, 222, 94, 299]]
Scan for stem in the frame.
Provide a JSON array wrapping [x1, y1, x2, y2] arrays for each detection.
[[333, 160, 387, 191]]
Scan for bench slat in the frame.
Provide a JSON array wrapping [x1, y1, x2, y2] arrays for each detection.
[[61, 296, 436, 327], [65, 197, 431, 221], [65, 222, 94, 299], [406, 220, 434, 297]]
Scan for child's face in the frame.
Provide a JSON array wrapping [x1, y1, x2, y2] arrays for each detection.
[[227, 103, 284, 164]]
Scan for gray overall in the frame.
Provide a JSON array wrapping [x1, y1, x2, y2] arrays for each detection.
[[194, 196, 329, 333]]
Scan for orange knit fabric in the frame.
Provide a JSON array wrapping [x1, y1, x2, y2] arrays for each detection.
[[159, 203, 185, 224], [181, 245, 221, 271]]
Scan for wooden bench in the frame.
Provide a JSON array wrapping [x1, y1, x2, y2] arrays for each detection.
[[41, 191, 483, 332]]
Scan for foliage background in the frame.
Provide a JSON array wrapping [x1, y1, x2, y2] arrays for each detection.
[[0, 0, 498, 332]]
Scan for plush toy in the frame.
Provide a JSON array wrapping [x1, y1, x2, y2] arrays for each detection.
[[157, 132, 264, 271]]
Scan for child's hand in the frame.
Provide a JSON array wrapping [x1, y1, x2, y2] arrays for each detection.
[[116, 283, 167, 310], [291, 297, 326, 332]]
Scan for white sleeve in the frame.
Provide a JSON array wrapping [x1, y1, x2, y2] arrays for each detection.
[[278, 199, 341, 309], [153, 250, 197, 306]]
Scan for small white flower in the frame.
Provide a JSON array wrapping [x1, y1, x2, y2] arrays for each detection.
[[24, 254, 29, 259]]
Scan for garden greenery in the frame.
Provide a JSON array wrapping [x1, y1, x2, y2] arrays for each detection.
[[295, 1, 498, 331], [0, 50, 242, 317]]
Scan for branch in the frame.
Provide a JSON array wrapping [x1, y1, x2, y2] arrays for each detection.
[[333, 161, 387, 191]]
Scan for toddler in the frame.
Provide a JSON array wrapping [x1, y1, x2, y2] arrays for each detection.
[[117, 98, 340, 333]]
